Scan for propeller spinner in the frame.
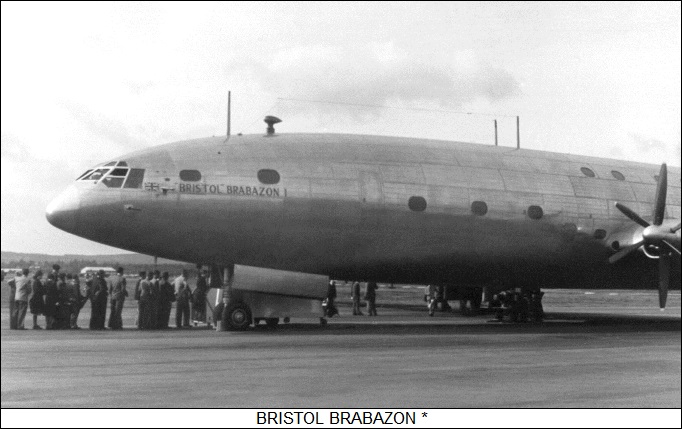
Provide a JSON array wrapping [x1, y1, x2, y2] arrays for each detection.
[[609, 164, 681, 309]]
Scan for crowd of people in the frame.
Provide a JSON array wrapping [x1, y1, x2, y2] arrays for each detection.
[[5, 268, 545, 328], [4, 264, 211, 331]]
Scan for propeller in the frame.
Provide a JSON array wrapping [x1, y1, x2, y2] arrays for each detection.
[[609, 163, 681, 309]]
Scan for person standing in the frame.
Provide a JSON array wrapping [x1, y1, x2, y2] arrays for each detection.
[[174, 270, 191, 328], [134, 271, 145, 327], [137, 272, 153, 330], [56, 273, 72, 329], [44, 273, 59, 329], [107, 267, 127, 330], [89, 270, 108, 330], [529, 289, 545, 323], [29, 270, 45, 329], [50, 264, 61, 281], [427, 284, 438, 317], [325, 280, 338, 317], [365, 281, 378, 316], [12, 268, 32, 330], [191, 267, 209, 325], [68, 274, 84, 329], [150, 271, 161, 330], [7, 271, 19, 329], [351, 281, 363, 316], [157, 272, 175, 329]]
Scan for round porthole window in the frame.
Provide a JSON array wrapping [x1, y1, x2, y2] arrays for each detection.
[[179, 170, 201, 181], [471, 201, 488, 216], [257, 169, 280, 185], [408, 196, 427, 212], [527, 205, 544, 220], [580, 167, 595, 178], [611, 170, 625, 181]]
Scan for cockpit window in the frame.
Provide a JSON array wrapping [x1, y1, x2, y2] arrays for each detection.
[[102, 176, 125, 188], [104, 161, 117, 167], [101, 168, 129, 188], [124, 169, 145, 188], [109, 168, 128, 177], [76, 163, 143, 188], [82, 168, 110, 181], [76, 170, 93, 181]]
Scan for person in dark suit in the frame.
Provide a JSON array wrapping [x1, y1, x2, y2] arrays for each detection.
[[365, 281, 378, 316], [56, 273, 70, 329], [44, 273, 59, 329], [157, 272, 175, 329], [192, 266, 209, 325], [29, 270, 45, 329], [67, 274, 84, 329], [149, 270, 161, 330], [89, 270, 108, 330], [325, 280, 338, 317], [133, 271, 145, 327], [351, 281, 363, 316]]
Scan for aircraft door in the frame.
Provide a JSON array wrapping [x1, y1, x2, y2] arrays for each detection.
[[360, 171, 383, 230], [360, 171, 383, 204]]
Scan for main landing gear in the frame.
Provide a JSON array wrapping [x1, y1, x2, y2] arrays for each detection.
[[490, 289, 544, 323]]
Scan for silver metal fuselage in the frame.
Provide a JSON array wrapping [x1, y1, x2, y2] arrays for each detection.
[[46, 133, 681, 289]]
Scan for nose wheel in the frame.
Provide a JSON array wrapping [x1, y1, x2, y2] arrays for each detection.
[[222, 301, 252, 331]]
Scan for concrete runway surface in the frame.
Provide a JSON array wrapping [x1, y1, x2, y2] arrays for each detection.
[[1, 289, 680, 408]]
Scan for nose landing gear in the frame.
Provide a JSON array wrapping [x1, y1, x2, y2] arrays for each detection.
[[222, 301, 253, 331]]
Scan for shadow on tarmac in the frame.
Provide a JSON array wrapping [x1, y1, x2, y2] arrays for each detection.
[[247, 312, 681, 336]]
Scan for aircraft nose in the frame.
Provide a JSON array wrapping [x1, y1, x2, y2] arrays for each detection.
[[46, 185, 81, 233]]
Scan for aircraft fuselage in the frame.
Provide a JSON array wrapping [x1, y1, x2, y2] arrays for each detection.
[[46, 133, 681, 289]]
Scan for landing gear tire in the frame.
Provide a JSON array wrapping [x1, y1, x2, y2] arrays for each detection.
[[223, 302, 252, 331]]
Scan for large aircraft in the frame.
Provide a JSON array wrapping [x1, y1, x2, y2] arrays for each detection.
[[46, 117, 681, 329]]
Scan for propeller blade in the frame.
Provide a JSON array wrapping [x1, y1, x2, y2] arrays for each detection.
[[662, 240, 681, 256], [652, 164, 667, 226], [608, 240, 644, 264], [671, 223, 681, 233], [615, 203, 650, 228], [658, 253, 670, 309]]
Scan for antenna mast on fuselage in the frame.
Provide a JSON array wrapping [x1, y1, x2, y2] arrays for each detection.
[[226, 90, 231, 138]]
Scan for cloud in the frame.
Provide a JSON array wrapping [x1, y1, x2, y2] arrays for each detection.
[[243, 43, 520, 114], [630, 133, 667, 153], [0, 133, 32, 162], [60, 101, 146, 151]]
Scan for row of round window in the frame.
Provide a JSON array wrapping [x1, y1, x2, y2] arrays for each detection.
[[408, 197, 545, 220], [182, 167, 657, 185], [581, 167, 627, 180], [179, 169, 281, 184], [409, 198, 610, 239]]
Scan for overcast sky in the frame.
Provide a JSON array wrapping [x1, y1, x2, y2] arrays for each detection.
[[2, 2, 680, 255]]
